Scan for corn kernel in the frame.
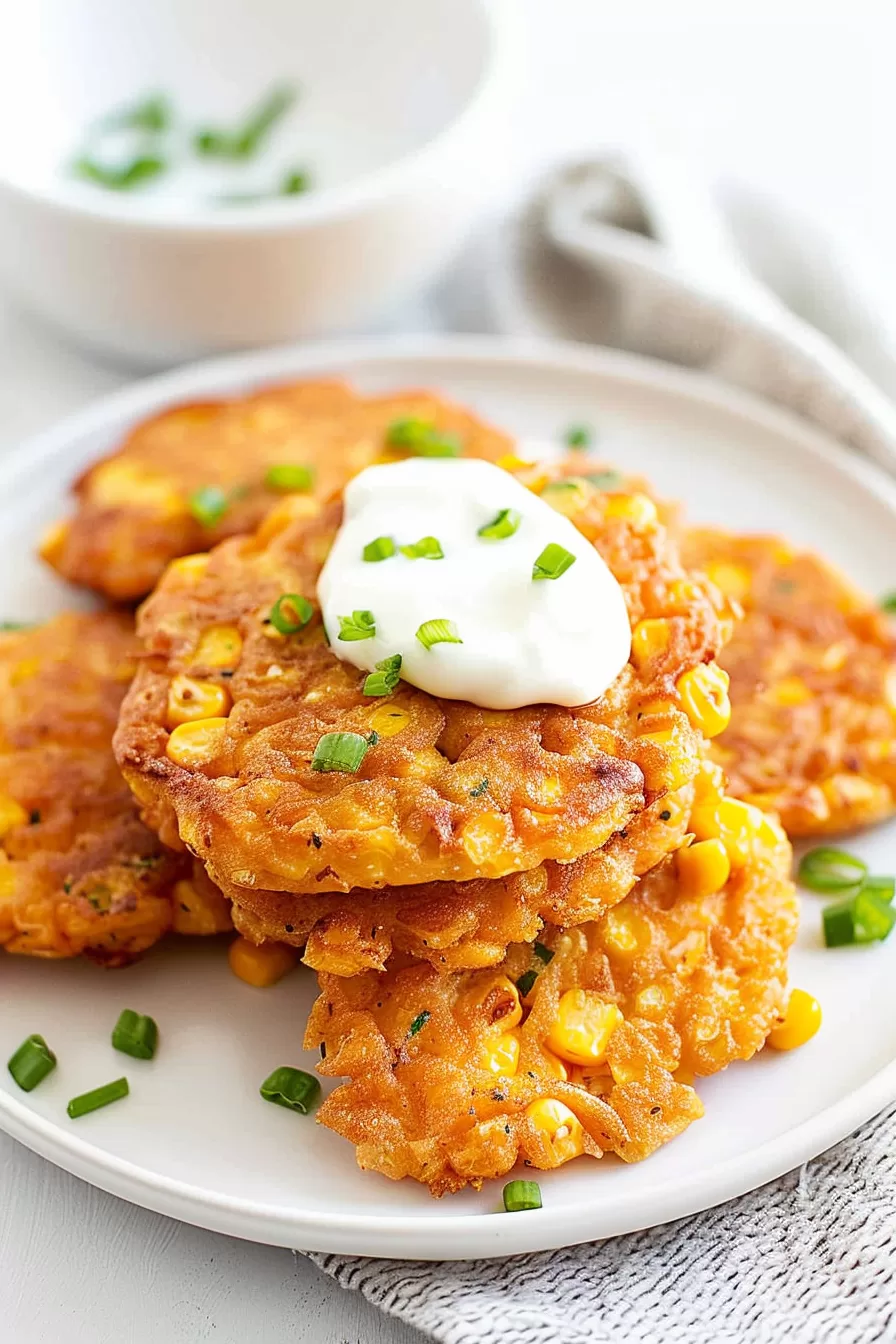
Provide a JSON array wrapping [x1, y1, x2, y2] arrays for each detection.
[[166, 717, 228, 769], [0, 796, 29, 839], [547, 988, 623, 1066], [166, 675, 231, 727], [39, 519, 70, 564], [704, 560, 752, 601], [676, 663, 731, 738], [168, 553, 209, 583], [637, 727, 693, 790], [524, 1098, 585, 1166], [765, 676, 812, 708], [497, 454, 534, 473], [541, 1050, 569, 1081], [465, 975, 523, 1029], [460, 812, 509, 865], [677, 838, 730, 898], [90, 461, 184, 516], [228, 936, 298, 987], [631, 618, 671, 669], [604, 493, 658, 527], [368, 705, 410, 738], [193, 624, 243, 671], [480, 1030, 520, 1077], [690, 796, 782, 867], [666, 578, 704, 610], [767, 988, 822, 1051], [693, 759, 726, 804], [635, 984, 668, 1016], [821, 773, 885, 812], [10, 656, 40, 687], [602, 909, 640, 954], [171, 879, 232, 935]]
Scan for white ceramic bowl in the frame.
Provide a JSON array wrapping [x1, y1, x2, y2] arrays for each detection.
[[0, 0, 514, 366]]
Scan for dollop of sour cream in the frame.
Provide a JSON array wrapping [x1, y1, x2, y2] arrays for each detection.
[[317, 458, 631, 710]]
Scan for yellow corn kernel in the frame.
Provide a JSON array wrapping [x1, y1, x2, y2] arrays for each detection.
[[497, 454, 534, 473], [666, 578, 704, 610], [465, 975, 523, 1030], [767, 988, 822, 1051], [524, 1098, 585, 1166], [479, 1030, 520, 1078], [168, 553, 209, 583], [171, 879, 233, 935], [704, 560, 752, 602], [541, 1050, 569, 1081], [676, 663, 731, 738], [368, 705, 411, 738], [535, 776, 564, 807], [460, 812, 509, 864], [677, 838, 730, 898], [690, 796, 783, 867], [631, 618, 671, 669], [604, 493, 658, 527], [765, 676, 812, 708], [90, 461, 184, 516], [639, 698, 676, 718], [166, 717, 228, 769], [0, 796, 28, 839], [602, 908, 641, 954], [193, 624, 243, 671], [10, 656, 40, 687], [820, 773, 885, 812], [693, 759, 726, 804], [819, 642, 848, 672], [166, 675, 231, 728], [547, 988, 623, 1066], [39, 519, 70, 564], [635, 983, 668, 1016], [637, 727, 693, 790], [228, 936, 298, 987], [543, 481, 587, 517], [255, 495, 320, 545]]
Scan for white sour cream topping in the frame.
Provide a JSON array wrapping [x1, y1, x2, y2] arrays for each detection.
[[317, 458, 632, 710]]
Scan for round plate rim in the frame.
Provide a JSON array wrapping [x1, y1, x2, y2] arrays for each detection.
[[1, 331, 895, 1260]]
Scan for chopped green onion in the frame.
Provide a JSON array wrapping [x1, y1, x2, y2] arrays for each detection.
[[269, 593, 314, 635], [337, 610, 376, 642], [798, 847, 867, 894], [111, 1009, 158, 1061], [259, 1066, 321, 1114], [73, 154, 166, 192], [533, 941, 554, 964], [416, 619, 462, 650], [408, 1010, 430, 1038], [67, 1077, 129, 1119], [264, 463, 314, 493], [7, 1034, 56, 1092], [532, 543, 577, 582], [585, 469, 623, 489], [540, 480, 582, 495], [478, 508, 522, 541], [311, 731, 371, 774], [503, 1179, 542, 1212], [861, 874, 896, 903], [0, 621, 32, 631], [363, 654, 402, 697], [281, 169, 311, 195], [880, 591, 896, 613], [101, 94, 171, 134], [189, 485, 230, 528], [399, 536, 444, 560], [194, 84, 296, 160], [823, 887, 896, 948], [385, 418, 461, 457], [469, 778, 489, 798], [516, 969, 538, 997], [822, 899, 855, 948], [363, 536, 396, 563], [564, 424, 593, 450]]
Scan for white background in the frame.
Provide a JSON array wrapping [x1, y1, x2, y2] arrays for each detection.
[[2, 3, 894, 1340]]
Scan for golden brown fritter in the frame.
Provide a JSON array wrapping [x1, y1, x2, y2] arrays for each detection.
[[0, 613, 231, 965], [115, 469, 733, 902], [40, 383, 513, 603], [684, 528, 896, 835], [306, 811, 797, 1196]]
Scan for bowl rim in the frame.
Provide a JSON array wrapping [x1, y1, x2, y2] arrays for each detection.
[[0, 0, 517, 235]]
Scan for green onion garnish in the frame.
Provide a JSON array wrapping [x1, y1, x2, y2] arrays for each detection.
[[73, 154, 166, 192], [0, 621, 32, 631], [416, 619, 462, 650], [311, 731, 371, 774], [478, 508, 522, 541], [337, 610, 376, 642], [533, 941, 554, 964], [503, 1179, 542, 1212], [798, 847, 867, 894], [399, 536, 444, 560], [880, 591, 896, 613], [408, 1010, 430, 1038], [111, 1010, 158, 1061], [7, 1034, 56, 1092], [516, 969, 538, 997], [823, 886, 896, 948], [282, 170, 311, 195], [385, 418, 461, 457], [532, 543, 577, 582], [269, 593, 314, 635], [259, 1066, 321, 1114], [540, 481, 582, 495], [264, 463, 314, 493], [67, 1077, 129, 1119], [469, 778, 489, 798], [860, 875, 896, 902], [101, 94, 171, 134], [363, 536, 396, 563], [585, 469, 623, 489], [189, 485, 230, 528], [363, 654, 402, 697], [564, 424, 593, 450], [194, 84, 296, 160]]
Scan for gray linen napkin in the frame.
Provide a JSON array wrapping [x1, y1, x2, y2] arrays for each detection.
[[300, 161, 896, 1341]]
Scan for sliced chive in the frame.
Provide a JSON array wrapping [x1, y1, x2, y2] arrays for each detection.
[[194, 84, 296, 160], [516, 969, 538, 997], [822, 899, 855, 948], [259, 1066, 321, 1114], [311, 731, 371, 774], [416, 619, 462, 650], [860, 874, 895, 903], [67, 1077, 129, 1119], [540, 480, 583, 495], [584, 469, 623, 489], [853, 888, 896, 943], [111, 1009, 158, 1061], [798, 847, 867, 894], [533, 941, 554, 964], [363, 536, 396, 563], [264, 463, 314, 493], [281, 169, 311, 195], [73, 154, 166, 192], [269, 593, 314, 635], [7, 1034, 56, 1092], [399, 536, 444, 560], [880, 591, 896, 613], [101, 94, 171, 134], [363, 654, 402, 697], [0, 621, 33, 631], [337, 610, 376, 642], [478, 508, 522, 541], [503, 1179, 542, 1212], [469, 778, 489, 798], [189, 485, 230, 528], [532, 543, 577, 582], [408, 1010, 430, 1038], [564, 424, 593, 450], [385, 418, 461, 457]]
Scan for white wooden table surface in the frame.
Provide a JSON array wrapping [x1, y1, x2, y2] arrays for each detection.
[[3, 3, 895, 1339]]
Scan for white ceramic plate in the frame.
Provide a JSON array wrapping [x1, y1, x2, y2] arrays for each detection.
[[1, 335, 895, 1261]]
